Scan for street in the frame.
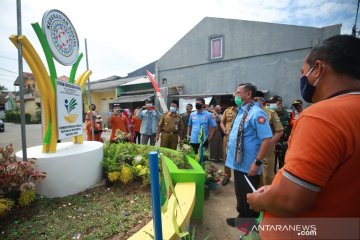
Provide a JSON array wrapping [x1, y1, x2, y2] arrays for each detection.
[[0, 122, 110, 152]]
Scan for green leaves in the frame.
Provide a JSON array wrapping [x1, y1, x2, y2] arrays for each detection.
[[68, 98, 78, 114]]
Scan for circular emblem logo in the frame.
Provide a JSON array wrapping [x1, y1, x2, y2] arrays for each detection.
[[257, 116, 266, 124], [42, 9, 79, 66]]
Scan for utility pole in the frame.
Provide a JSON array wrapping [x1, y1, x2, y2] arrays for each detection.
[[16, 0, 27, 161], [353, 0, 360, 37]]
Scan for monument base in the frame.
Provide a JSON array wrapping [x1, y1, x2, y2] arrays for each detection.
[[16, 141, 103, 198]]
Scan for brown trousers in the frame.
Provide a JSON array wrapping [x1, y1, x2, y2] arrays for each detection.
[[223, 135, 232, 179], [160, 132, 179, 150], [260, 145, 275, 186]]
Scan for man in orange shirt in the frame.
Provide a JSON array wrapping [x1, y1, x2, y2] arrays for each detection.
[[107, 107, 129, 143], [247, 35, 360, 238]]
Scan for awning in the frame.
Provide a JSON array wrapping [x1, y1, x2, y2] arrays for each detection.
[[120, 76, 150, 86], [110, 93, 154, 104]]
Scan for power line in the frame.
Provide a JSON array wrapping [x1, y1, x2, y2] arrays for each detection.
[[0, 67, 18, 75], [0, 73, 17, 78], [0, 55, 17, 61]]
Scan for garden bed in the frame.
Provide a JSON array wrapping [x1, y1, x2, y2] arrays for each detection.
[[0, 182, 151, 240]]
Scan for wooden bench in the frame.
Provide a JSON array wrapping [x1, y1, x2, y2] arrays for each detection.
[[128, 182, 196, 240]]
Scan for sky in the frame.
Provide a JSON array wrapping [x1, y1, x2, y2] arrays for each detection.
[[0, 0, 358, 91]]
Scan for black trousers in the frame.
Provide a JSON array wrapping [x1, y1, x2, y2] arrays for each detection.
[[234, 170, 260, 218], [134, 132, 141, 144], [191, 143, 200, 155], [191, 140, 209, 155]]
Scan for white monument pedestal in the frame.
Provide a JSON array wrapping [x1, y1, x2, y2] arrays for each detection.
[[16, 141, 103, 198]]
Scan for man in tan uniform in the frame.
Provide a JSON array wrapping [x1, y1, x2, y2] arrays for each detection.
[[156, 101, 183, 150], [220, 102, 237, 186], [254, 95, 284, 185]]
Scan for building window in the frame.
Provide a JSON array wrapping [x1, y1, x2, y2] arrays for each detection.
[[210, 36, 223, 60]]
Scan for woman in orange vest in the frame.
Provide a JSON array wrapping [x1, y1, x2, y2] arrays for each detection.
[[86, 114, 103, 142], [107, 107, 129, 143], [132, 108, 142, 144]]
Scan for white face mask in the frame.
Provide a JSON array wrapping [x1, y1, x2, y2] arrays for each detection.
[[268, 103, 278, 111]]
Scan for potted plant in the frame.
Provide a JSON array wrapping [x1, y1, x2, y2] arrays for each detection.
[[0, 144, 47, 209], [204, 161, 222, 191]]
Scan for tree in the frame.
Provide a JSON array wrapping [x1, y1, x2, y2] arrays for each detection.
[[0, 85, 8, 91]]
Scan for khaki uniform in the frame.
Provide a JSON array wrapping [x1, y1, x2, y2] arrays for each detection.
[[221, 106, 237, 178], [158, 112, 183, 150], [261, 108, 284, 186]]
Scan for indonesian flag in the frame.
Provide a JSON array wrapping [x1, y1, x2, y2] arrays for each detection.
[[146, 70, 168, 113]]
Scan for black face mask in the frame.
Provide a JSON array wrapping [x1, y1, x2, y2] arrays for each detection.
[[195, 103, 202, 110]]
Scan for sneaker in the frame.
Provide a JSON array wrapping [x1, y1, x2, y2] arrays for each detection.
[[222, 178, 230, 186]]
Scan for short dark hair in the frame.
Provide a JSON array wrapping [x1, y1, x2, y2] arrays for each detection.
[[90, 104, 96, 111], [171, 100, 179, 107], [195, 98, 205, 105], [255, 91, 264, 98], [239, 83, 257, 98], [186, 103, 193, 107], [306, 35, 360, 80]]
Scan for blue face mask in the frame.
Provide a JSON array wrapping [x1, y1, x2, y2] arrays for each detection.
[[300, 65, 321, 103], [170, 106, 177, 113]]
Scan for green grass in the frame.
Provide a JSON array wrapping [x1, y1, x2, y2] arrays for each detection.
[[0, 182, 151, 240]]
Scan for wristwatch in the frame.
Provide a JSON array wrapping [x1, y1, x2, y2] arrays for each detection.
[[255, 159, 262, 166]]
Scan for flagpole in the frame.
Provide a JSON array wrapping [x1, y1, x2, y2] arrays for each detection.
[[16, 0, 27, 161]]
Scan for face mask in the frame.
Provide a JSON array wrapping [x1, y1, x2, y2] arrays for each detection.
[[195, 103, 203, 110], [234, 96, 243, 107], [300, 65, 321, 103], [170, 106, 177, 113], [268, 103, 278, 111]]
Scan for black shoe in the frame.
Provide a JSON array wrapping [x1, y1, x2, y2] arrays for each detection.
[[226, 217, 237, 227], [222, 178, 230, 186], [227, 216, 257, 228]]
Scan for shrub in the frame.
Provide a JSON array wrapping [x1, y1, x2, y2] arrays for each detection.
[[0, 198, 14, 217], [0, 144, 47, 210], [102, 143, 192, 186], [4, 110, 32, 124], [25, 113, 31, 124]]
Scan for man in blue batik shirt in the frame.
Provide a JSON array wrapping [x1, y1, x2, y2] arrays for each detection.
[[187, 98, 217, 154], [225, 83, 273, 227]]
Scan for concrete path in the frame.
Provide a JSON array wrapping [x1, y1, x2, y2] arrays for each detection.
[[191, 161, 244, 240]]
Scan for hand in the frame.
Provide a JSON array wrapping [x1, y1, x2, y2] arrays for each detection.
[[246, 185, 271, 212], [257, 185, 271, 193], [247, 192, 262, 212], [248, 163, 260, 176], [155, 135, 160, 142]]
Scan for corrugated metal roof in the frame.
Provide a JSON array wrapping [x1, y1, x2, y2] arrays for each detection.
[[121, 77, 150, 86], [110, 93, 154, 103], [89, 76, 142, 91]]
